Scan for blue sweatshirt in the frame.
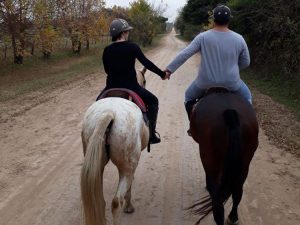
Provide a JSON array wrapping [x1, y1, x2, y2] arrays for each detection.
[[167, 29, 250, 91]]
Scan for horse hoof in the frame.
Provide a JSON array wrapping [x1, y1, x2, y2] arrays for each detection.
[[226, 217, 239, 225], [123, 205, 135, 214]]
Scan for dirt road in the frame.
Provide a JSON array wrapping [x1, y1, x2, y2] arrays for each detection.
[[0, 31, 299, 225]]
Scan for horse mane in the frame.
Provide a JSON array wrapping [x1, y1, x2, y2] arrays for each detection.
[[137, 67, 147, 87]]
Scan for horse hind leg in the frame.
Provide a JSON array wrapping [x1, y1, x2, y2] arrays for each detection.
[[111, 171, 135, 225], [212, 198, 225, 225], [205, 175, 214, 194], [227, 185, 243, 224], [211, 187, 226, 225], [110, 126, 143, 224], [227, 169, 249, 225], [123, 186, 135, 213]]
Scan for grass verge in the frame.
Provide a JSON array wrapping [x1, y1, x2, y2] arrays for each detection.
[[0, 34, 165, 102], [0, 45, 105, 102], [242, 69, 300, 120]]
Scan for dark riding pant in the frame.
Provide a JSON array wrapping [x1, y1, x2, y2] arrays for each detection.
[[130, 85, 159, 121]]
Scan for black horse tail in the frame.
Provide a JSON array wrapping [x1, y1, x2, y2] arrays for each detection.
[[220, 109, 242, 201], [187, 109, 242, 225]]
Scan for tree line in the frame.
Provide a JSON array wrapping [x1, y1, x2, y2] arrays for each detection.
[[175, 0, 300, 75], [0, 0, 168, 64]]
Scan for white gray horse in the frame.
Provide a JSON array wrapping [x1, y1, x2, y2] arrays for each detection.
[[80, 68, 149, 225]]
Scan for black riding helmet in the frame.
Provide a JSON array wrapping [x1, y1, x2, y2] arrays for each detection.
[[109, 19, 133, 39], [211, 5, 233, 25]]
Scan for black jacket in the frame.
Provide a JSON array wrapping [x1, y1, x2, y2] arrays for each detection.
[[103, 41, 165, 88]]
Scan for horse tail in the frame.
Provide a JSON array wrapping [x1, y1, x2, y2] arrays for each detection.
[[220, 109, 242, 201], [188, 109, 242, 224], [80, 111, 114, 225]]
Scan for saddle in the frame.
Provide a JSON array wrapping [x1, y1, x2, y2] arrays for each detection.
[[97, 88, 148, 121], [203, 86, 230, 97], [187, 87, 230, 136], [191, 87, 230, 106]]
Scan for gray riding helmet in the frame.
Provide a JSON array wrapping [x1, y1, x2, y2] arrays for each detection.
[[109, 19, 133, 38]]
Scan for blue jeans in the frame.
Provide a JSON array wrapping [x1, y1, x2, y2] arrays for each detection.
[[185, 80, 252, 104]]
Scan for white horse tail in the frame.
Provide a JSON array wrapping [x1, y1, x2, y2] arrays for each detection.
[[81, 111, 114, 225]]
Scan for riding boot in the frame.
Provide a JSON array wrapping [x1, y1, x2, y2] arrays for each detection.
[[147, 104, 161, 144], [185, 101, 195, 121], [185, 101, 196, 136], [149, 120, 161, 144]]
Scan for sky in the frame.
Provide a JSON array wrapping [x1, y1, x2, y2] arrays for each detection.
[[105, 0, 187, 22]]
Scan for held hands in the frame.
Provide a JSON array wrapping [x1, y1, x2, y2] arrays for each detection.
[[162, 69, 172, 80]]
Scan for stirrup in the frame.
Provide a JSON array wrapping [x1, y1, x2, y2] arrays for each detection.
[[150, 131, 161, 144]]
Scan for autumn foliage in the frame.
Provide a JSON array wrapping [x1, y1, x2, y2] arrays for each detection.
[[0, 0, 168, 63]]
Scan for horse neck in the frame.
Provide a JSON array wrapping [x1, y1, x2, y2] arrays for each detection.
[[137, 68, 146, 88]]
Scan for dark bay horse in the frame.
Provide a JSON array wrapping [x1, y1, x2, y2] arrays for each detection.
[[189, 89, 259, 225]]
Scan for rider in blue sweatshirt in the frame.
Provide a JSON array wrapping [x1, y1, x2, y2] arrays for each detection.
[[166, 5, 252, 120]]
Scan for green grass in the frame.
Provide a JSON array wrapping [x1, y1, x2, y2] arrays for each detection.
[[0, 45, 104, 102], [140, 34, 166, 51], [174, 34, 189, 42], [242, 69, 300, 120], [0, 44, 104, 75]]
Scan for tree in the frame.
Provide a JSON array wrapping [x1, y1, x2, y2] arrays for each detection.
[[34, 0, 58, 58], [174, 0, 225, 39], [174, 9, 185, 35], [154, 16, 168, 34], [229, 0, 300, 74], [95, 10, 110, 42], [128, 0, 167, 46], [57, 0, 105, 54], [79, 0, 106, 50], [0, 0, 33, 64], [128, 0, 155, 46], [110, 6, 130, 20], [181, 0, 211, 25]]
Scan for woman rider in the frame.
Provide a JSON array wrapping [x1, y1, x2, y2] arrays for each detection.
[[97, 18, 166, 144]]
